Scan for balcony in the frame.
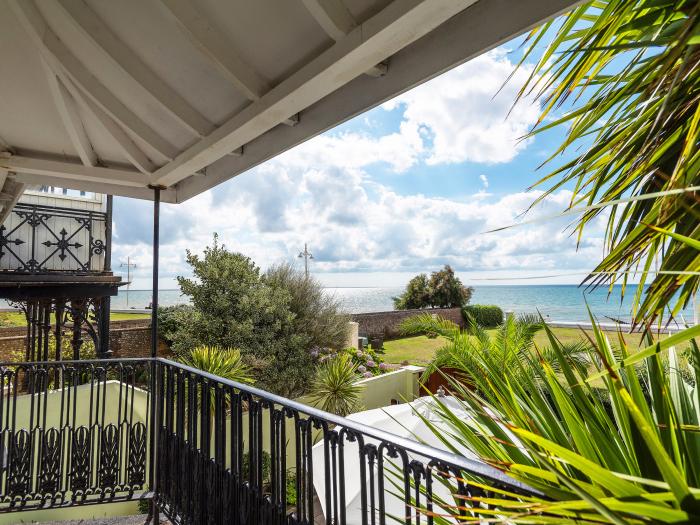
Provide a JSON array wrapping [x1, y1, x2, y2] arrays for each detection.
[[0, 190, 108, 275], [0, 358, 538, 524]]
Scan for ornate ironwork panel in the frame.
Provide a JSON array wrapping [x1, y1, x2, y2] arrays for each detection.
[[0, 360, 151, 511], [0, 357, 541, 521], [0, 202, 107, 273]]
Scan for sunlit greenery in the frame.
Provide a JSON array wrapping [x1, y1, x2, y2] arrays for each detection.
[[517, 0, 700, 324]]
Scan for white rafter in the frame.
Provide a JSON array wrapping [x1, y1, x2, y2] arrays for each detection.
[[9, 0, 178, 163], [152, 0, 474, 188], [59, 73, 156, 174], [161, 0, 269, 101], [176, 0, 578, 202], [301, 0, 357, 41], [42, 60, 98, 167], [302, 0, 388, 77], [55, 0, 214, 139], [0, 156, 147, 187]]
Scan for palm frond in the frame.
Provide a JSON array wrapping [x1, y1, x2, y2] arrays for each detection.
[[515, 0, 700, 324]]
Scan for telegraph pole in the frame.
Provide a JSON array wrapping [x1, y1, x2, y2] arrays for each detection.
[[120, 257, 136, 307], [298, 243, 313, 278]]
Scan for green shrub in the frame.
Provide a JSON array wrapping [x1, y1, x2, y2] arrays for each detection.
[[157, 304, 195, 345], [394, 265, 473, 309], [308, 354, 363, 416], [462, 304, 503, 328], [166, 237, 349, 398]]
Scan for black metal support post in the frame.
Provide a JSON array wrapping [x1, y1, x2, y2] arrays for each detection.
[[151, 189, 159, 359], [99, 195, 113, 358], [148, 187, 160, 524]]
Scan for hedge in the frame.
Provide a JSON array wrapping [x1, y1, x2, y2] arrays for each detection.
[[462, 305, 503, 328]]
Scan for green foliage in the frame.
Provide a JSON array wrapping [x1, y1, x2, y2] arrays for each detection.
[[167, 235, 348, 397], [285, 470, 297, 505], [157, 304, 195, 345], [400, 313, 590, 387], [179, 345, 254, 385], [516, 0, 700, 323], [394, 265, 473, 310], [241, 451, 271, 484], [308, 354, 364, 416], [462, 304, 503, 328], [393, 273, 431, 309], [422, 319, 700, 523], [263, 262, 350, 355]]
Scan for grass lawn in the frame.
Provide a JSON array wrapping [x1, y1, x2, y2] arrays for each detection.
[[382, 327, 658, 365], [0, 311, 150, 327]]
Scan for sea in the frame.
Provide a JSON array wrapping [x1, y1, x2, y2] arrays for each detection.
[[110, 285, 697, 324]]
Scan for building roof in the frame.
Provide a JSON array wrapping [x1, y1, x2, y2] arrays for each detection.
[[0, 0, 578, 204]]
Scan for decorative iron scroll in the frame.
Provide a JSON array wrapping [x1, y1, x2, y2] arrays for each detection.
[[0, 361, 150, 511], [0, 357, 541, 521], [0, 202, 107, 273]]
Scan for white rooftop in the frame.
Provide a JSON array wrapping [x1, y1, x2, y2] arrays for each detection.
[[0, 0, 577, 206]]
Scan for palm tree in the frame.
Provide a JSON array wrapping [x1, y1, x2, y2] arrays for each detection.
[[516, 0, 700, 324], [180, 345, 254, 385], [400, 313, 590, 388], [308, 355, 363, 417], [420, 321, 700, 523]]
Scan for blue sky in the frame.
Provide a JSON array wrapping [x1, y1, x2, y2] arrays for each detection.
[[112, 36, 608, 290]]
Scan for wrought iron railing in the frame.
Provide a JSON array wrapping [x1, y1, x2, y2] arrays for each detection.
[[0, 359, 151, 511], [0, 358, 541, 523], [0, 202, 108, 273]]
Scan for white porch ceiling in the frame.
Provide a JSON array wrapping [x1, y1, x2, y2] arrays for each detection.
[[0, 0, 579, 204]]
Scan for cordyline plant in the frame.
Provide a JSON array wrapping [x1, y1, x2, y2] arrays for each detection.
[[417, 318, 700, 523], [308, 354, 364, 417], [514, 0, 700, 325]]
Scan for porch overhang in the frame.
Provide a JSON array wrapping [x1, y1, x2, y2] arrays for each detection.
[[0, 0, 581, 204]]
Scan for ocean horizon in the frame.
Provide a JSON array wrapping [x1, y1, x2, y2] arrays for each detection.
[[110, 284, 696, 324]]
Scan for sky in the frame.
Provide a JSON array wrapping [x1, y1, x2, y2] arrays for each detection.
[[112, 36, 609, 290]]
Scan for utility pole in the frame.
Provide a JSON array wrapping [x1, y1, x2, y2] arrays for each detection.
[[298, 243, 313, 278], [120, 257, 136, 307]]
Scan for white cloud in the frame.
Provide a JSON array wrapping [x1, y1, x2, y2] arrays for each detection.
[[113, 154, 603, 289], [383, 49, 541, 165], [110, 46, 578, 289]]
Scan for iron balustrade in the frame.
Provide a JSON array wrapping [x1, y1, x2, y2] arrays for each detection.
[[0, 359, 151, 511], [0, 202, 108, 273], [153, 358, 542, 525], [0, 357, 543, 523]]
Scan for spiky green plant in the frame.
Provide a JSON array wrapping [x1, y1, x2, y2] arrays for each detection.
[[418, 319, 700, 523], [308, 354, 363, 417], [400, 313, 590, 387], [180, 345, 254, 385], [516, 0, 700, 324]]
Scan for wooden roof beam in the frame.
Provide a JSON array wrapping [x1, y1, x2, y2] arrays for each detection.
[[42, 60, 98, 168], [152, 0, 474, 188], [55, 0, 214, 139], [161, 0, 269, 101], [9, 0, 178, 163], [302, 0, 389, 76]]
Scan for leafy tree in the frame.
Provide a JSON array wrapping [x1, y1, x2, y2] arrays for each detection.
[[392, 273, 430, 309], [393, 265, 472, 309], [516, 0, 700, 323], [427, 265, 473, 308], [167, 236, 348, 398], [263, 263, 349, 352]]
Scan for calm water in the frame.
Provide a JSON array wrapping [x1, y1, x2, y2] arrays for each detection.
[[112, 285, 696, 323]]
